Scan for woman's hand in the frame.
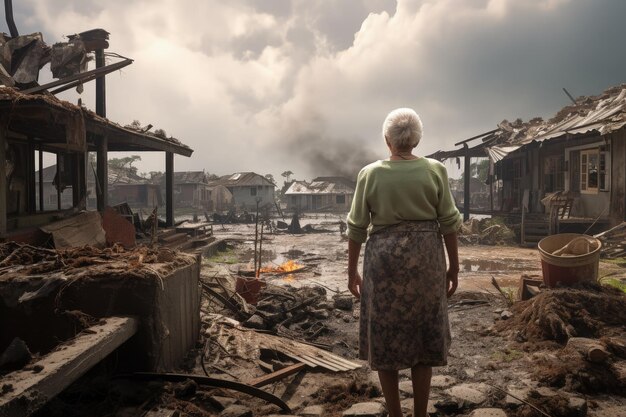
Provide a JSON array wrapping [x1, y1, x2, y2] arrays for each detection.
[[348, 272, 363, 300], [446, 268, 458, 298]]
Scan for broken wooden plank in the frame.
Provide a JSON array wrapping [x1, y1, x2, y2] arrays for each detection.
[[0, 316, 139, 417], [247, 362, 307, 387]]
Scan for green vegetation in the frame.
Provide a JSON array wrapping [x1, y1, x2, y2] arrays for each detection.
[[601, 277, 626, 293], [204, 248, 239, 265], [491, 348, 524, 363]]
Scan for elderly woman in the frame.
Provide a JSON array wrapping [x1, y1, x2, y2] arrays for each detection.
[[347, 108, 461, 417]]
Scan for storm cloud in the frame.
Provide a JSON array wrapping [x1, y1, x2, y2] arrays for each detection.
[[11, 0, 626, 181]]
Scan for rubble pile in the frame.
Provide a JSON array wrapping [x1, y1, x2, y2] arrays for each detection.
[[595, 222, 626, 259], [459, 218, 516, 245], [497, 283, 626, 394], [241, 285, 352, 342], [0, 242, 196, 279]]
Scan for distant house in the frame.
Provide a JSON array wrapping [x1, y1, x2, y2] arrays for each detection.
[[35, 163, 75, 211], [284, 176, 355, 212], [167, 171, 213, 209], [107, 167, 161, 209], [207, 184, 233, 212], [207, 172, 275, 209]]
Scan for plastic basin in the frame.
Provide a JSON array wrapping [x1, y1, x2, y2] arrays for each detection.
[[537, 233, 602, 287]]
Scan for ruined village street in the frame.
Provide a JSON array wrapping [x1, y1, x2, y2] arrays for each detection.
[[197, 216, 626, 417]]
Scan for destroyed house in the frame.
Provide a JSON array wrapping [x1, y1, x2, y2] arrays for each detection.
[[0, 24, 202, 416], [153, 171, 212, 209], [430, 84, 626, 243], [208, 172, 275, 208], [0, 88, 192, 240], [284, 176, 355, 212]]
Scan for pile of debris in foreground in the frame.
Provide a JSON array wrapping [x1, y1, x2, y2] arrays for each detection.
[[459, 217, 516, 245], [497, 282, 626, 394]]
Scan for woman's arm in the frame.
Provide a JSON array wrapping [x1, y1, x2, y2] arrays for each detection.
[[348, 238, 363, 299], [443, 232, 459, 298]]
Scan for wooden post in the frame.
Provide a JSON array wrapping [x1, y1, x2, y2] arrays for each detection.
[[96, 136, 108, 211], [38, 144, 44, 211], [56, 153, 61, 210], [165, 152, 174, 227], [0, 127, 7, 236], [463, 144, 470, 221], [27, 138, 36, 214], [95, 49, 106, 118]]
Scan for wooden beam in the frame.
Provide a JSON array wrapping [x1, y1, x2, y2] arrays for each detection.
[[97, 136, 108, 211], [0, 126, 6, 236], [38, 144, 44, 211], [463, 144, 471, 221], [0, 316, 139, 417], [166, 152, 174, 227], [247, 362, 307, 388]]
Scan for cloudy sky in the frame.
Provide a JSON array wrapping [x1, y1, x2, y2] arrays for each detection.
[[13, 0, 626, 181]]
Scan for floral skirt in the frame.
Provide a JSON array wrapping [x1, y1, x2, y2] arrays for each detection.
[[359, 221, 451, 370]]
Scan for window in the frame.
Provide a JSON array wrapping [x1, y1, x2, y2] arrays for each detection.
[[336, 194, 346, 204], [599, 151, 610, 191], [250, 187, 257, 196], [580, 149, 599, 194], [543, 155, 564, 192]]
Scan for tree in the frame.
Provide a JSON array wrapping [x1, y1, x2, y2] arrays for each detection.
[[281, 170, 294, 182], [265, 174, 276, 185], [109, 155, 141, 176]]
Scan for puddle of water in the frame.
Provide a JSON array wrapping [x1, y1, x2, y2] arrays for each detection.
[[461, 259, 532, 272]]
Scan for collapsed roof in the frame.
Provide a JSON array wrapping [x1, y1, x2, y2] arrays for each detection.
[[430, 84, 626, 162]]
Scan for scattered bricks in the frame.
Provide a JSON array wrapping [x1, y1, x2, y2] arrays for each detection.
[[208, 396, 238, 411], [310, 309, 330, 320], [342, 401, 386, 417], [333, 295, 354, 311]]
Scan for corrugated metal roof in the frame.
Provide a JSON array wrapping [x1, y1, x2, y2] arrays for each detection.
[[430, 84, 626, 161], [207, 172, 275, 188], [285, 178, 355, 195]]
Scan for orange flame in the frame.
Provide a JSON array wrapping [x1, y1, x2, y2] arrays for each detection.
[[257, 260, 304, 276]]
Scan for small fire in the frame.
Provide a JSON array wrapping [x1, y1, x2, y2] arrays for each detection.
[[257, 260, 304, 276]]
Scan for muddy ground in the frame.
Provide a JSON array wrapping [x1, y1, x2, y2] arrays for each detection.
[[32, 214, 626, 417], [199, 214, 626, 416]]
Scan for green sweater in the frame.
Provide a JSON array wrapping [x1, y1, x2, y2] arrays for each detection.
[[347, 158, 462, 243]]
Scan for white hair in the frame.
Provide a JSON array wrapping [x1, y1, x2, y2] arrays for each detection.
[[382, 108, 423, 149]]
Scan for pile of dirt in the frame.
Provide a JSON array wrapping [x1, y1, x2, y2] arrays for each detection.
[[312, 379, 381, 417], [499, 283, 626, 343], [497, 283, 626, 394], [459, 218, 516, 245]]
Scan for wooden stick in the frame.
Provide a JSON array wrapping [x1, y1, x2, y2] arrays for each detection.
[[485, 384, 555, 417], [247, 362, 307, 387]]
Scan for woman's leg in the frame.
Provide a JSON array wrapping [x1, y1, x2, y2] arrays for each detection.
[[378, 369, 402, 417], [411, 365, 432, 417]]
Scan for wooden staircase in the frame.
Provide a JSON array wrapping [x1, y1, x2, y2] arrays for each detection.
[[521, 212, 550, 246]]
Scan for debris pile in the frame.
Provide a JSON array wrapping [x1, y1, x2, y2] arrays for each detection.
[[595, 222, 626, 259], [497, 283, 626, 394], [459, 217, 516, 245], [0, 241, 196, 279], [242, 285, 334, 341]]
